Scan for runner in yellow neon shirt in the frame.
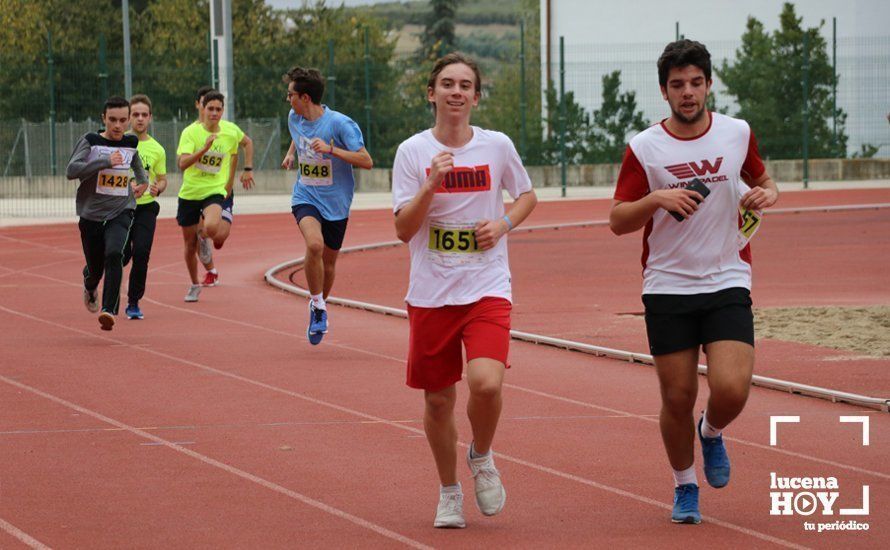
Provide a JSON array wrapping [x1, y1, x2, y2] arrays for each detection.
[[192, 86, 241, 286], [176, 90, 254, 302], [122, 94, 167, 319]]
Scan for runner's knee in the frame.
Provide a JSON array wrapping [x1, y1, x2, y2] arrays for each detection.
[[306, 239, 324, 257], [425, 391, 455, 419], [709, 382, 750, 412], [662, 386, 697, 415], [468, 377, 501, 400]]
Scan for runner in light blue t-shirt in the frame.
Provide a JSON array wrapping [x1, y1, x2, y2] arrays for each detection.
[[281, 66, 373, 345]]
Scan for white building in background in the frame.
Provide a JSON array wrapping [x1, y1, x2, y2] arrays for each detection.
[[540, 0, 890, 157]]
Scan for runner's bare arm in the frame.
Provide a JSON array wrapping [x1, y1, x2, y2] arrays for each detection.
[[309, 139, 373, 169], [394, 151, 453, 242], [740, 171, 779, 210], [239, 135, 255, 189], [178, 134, 216, 171], [281, 140, 296, 169], [475, 190, 538, 250], [609, 188, 703, 235], [150, 174, 168, 197]]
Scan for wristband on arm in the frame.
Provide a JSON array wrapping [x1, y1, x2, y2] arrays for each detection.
[[502, 215, 513, 231]]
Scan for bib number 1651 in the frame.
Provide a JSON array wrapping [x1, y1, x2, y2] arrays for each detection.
[[429, 227, 479, 253]]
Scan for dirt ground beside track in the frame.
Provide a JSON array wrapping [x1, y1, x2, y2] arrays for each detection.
[[755, 305, 890, 358]]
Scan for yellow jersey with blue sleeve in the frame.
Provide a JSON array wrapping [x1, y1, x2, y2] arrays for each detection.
[[134, 135, 167, 206], [176, 120, 244, 200]]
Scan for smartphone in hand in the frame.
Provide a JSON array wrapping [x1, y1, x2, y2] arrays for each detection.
[[670, 178, 711, 222]]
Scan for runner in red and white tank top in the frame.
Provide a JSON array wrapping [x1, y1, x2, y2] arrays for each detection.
[[616, 111, 766, 294], [609, 40, 779, 525], [393, 53, 537, 529]]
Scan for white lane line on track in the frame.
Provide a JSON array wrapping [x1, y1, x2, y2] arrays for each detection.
[[0, 305, 813, 548], [0, 517, 51, 550], [8, 270, 890, 480], [0, 369, 431, 550], [0, 413, 653, 437]]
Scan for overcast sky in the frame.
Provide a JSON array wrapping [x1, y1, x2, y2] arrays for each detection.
[[266, 0, 890, 40], [549, 0, 889, 44]]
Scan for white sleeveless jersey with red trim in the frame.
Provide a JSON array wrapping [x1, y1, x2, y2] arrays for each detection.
[[614, 112, 765, 295]]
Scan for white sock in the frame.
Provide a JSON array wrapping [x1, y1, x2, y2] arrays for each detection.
[[208, 268, 217, 275], [440, 483, 461, 495], [701, 410, 722, 438], [672, 465, 698, 487], [310, 294, 326, 310]]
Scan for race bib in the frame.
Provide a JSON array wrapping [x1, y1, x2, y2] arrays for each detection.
[[195, 150, 225, 174], [738, 207, 763, 249], [427, 220, 484, 267], [96, 167, 130, 196], [298, 156, 333, 186]]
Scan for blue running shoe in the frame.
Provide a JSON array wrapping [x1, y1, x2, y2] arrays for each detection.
[[699, 416, 730, 488], [307, 302, 328, 345], [671, 483, 701, 524], [126, 303, 144, 320]]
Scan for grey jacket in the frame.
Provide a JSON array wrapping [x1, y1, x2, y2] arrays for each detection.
[[66, 132, 148, 221]]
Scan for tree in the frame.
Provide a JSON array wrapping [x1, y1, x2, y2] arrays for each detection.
[[420, 0, 459, 60], [540, 86, 590, 165], [584, 71, 647, 164], [717, 2, 847, 159]]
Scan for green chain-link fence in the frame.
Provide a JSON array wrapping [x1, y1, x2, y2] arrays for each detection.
[[2, 31, 888, 217]]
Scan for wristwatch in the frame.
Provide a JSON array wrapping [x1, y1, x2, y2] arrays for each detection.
[[243, 167, 253, 171]]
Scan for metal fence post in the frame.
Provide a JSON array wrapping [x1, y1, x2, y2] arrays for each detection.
[[559, 36, 566, 198], [802, 33, 810, 189], [832, 17, 838, 158], [363, 27, 372, 151], [99, 34, 109, 100], [327, 39, 336, 110], [22, 119, 32, 179], [47, 29, 57, 176], [122, 0, 133, 99], [519, 19, 527, 163]]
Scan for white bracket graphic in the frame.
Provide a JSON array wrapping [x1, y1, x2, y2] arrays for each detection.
[[770, 415, 800, 446], [840, 485, 870, 515], [839, 416, 870, 446]]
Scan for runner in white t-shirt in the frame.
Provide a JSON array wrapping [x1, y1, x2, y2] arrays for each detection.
[[609, 40, 779, 525], [392, 53, 537, 529]]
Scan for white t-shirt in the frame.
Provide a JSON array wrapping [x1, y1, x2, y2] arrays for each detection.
[[392, 127, 533, 307], [614, 112, 766, 295]]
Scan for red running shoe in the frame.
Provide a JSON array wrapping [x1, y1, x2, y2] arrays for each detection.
[[201, 271, 219, 287]]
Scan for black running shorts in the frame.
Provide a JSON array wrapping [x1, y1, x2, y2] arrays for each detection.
[[176, 194, 225, 227], [642, 287, 754, 356], [291, 203, 349, 251]]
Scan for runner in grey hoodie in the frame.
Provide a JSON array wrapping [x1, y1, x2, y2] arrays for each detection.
[[66, 96, 149, 331]]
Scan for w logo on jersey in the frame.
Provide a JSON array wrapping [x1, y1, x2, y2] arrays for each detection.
[[664, 157, 723, 179]]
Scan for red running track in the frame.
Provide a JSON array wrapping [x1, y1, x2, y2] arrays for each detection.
[[0, 188, 887, 548]]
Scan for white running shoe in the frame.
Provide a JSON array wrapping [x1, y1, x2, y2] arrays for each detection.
[[197, 233, 213, 265], [467, 444, 506, 516], [433, 490, 466, 529], [184, 284, 202, 302]]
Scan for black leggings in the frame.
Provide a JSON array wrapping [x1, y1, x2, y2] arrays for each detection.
[[124, 201, 160, 304], [79, 210, 134, 315]]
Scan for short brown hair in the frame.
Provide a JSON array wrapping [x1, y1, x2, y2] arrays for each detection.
[[657, 40, 712, 87], [427, 52, 482, 95], [202, 90, 225, 106], [129, 94, 152, 113], [282, 66, 325, 104]]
